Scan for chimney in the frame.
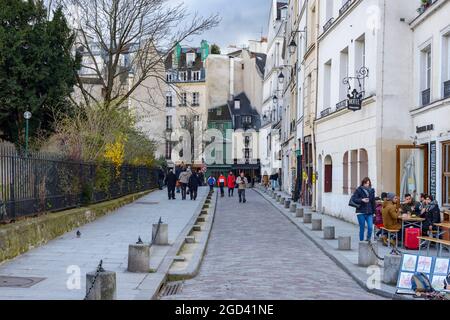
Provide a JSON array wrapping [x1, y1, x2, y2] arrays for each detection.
[[229, 56, 234, 100]]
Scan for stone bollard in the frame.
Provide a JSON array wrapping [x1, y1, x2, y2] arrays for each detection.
[[323, 226, 335, 240], [296, 208, 304, 218], [152, 223, 169, 245], [358, 241, 378, 267], [383, 254, 402, 285], [290, 203, 296, 213], [338, 236, 351, 250], [280, 197, 285, 204], [303, 213, 312, 224], [284, 199, 291, 208], [312, 219, 322, 231], [86, 267, 116, 300], [273, 193, 277, 200], [127, 243, 150, 273]]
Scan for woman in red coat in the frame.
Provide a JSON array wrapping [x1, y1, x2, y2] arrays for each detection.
[[227, 171, 236, 197]]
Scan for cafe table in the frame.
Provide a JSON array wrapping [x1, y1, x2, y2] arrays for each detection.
[[398, 215, 425, 248]]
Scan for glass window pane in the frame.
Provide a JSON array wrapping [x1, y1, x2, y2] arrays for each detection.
[[399, 148, 425, 201]]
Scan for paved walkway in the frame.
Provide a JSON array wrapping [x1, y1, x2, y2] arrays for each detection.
[[0, 187, 208, 300], [164, 189, 383, 300]]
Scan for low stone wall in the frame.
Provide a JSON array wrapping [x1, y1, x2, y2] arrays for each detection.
[[0, 190, 153, 263]]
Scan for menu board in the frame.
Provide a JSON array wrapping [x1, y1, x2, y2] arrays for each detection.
[[396, 254, 449, 292]]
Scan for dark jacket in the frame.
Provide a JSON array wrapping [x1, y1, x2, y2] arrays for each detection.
[[188, 173, 200, 189], [351, 186, 376, 215], [421, 201, 441, 230], [165, 172, 177, 188]]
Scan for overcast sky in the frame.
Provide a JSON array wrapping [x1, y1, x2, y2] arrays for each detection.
[[174, 0, 272, 53]]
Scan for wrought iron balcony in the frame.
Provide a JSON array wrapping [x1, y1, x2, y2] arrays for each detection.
[[336, 99, 348, 111], [339, 0, 352, 16], [444, 80, 450, 99], [320, 108, 331, 118], [323, 18, 334, 33], [421, 88, 431, 106]]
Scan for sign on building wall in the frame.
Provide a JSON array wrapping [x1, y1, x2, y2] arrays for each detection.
[[430, 141, 436, 199]]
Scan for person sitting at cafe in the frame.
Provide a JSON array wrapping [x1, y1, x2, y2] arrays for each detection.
[[374, 193, 387, 239], [400, 193, 416, 216], [381, 193, 402, 244], [420, 195, 441, 237], [414, 193, 426, 216]]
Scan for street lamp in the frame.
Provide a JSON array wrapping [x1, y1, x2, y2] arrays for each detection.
[[288, 39, 297, 55], [23, 111, 32, 155], [278, 71, 285, 84], [272, 95, 278, 105]]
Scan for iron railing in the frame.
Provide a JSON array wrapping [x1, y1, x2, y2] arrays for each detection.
[[336, 99, 348, 111], [444, 80, 450, 99], [320, 108, 331, 118], [339, 0, 352, 16], [323, 18, 334, 33], [0, 145, 158, 222], [422, 88, 431, 106]]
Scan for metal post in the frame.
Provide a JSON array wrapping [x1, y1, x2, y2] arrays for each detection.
[[25, 119, 29, 156]]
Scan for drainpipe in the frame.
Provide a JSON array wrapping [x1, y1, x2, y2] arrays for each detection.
[[229, 56, 235, 100], [311, 0, 320, 211]]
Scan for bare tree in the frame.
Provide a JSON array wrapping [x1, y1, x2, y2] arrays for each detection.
[[52, 0, 220, 109]]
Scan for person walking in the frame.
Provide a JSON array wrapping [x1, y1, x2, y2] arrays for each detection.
[[188, 170, 200, 200], [350, 177, 376, 242], [178, 168, 192, 200], [165, 169, 177, 200], [227, 171, 236, 197], [175, 165, 182, 194], [236, 172, 248, 203], [271, 172, 279, 191], [207, 175, 216, 192], [157, 167, 165, 190], [217, 173, 226, 197]]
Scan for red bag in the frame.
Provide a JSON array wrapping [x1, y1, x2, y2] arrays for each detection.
[[405, 228, 421, 250]]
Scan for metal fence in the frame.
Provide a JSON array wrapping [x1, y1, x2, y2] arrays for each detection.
[[0, 145, 158, 222]]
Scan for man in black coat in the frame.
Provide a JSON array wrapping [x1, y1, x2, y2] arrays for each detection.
[[165, 169, 177, 200], [188, 171, 200, 201]]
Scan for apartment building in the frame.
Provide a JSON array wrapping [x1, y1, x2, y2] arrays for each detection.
[[409, 0, 450, 209], [314, 0, 417, 222]]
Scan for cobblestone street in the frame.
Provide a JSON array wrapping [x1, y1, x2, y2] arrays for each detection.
[[164, 189, 384, 300]]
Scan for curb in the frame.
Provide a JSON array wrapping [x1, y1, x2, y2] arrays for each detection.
[[133, 188, 212, 300], [167, 190, 218, 281], [255, 188, 411, 300]]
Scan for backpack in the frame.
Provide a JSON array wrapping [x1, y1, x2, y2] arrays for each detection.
[[411, 272, 434, 293]]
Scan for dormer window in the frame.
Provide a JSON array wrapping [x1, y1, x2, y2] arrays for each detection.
[[234, 99, 241, 109], [186, 52, 195, 68]]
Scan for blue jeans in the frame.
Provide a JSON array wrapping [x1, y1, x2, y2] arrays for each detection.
[[357, 213, 373, 241]]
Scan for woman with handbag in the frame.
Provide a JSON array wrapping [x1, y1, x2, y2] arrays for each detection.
[[350, 177, 376, 242]]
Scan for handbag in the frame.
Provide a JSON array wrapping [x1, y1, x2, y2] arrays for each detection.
[[348, 191, 361, 209]]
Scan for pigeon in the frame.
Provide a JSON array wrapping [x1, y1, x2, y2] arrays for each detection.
[[76, 230, 81, 238], [136, 236, 143, 244]]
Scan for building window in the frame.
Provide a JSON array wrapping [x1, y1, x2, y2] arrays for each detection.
[[166, 95, 173, 107], [421, 45, 432, 105], [166, 116, 172, 130], [165, 141, 172, 160], [186, 52, 195, 67], [243, 116, 252, 125], [179, 71, 187, 81], [323, 60, 332, 111], [180, 115, 187, 128], [194, 115, 200, 122], [180, 92, 187, 106], [350, 150, 358, 193], [442, 141, 450, 207], [339, 47, 349, 103], [359, 149, 369, 181], [166, 72, 173, 82], [234, 99, 241, 109], [343, 151, 349, 195], [324, 155, 333, 193], [193, 70, 201, 81], [217, 108, 222, 116], [192, 92, 200, 106], [442, 33, 450, 98]]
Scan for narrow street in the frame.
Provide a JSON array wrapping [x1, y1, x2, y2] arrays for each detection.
[[163, 189, 384, 300]]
